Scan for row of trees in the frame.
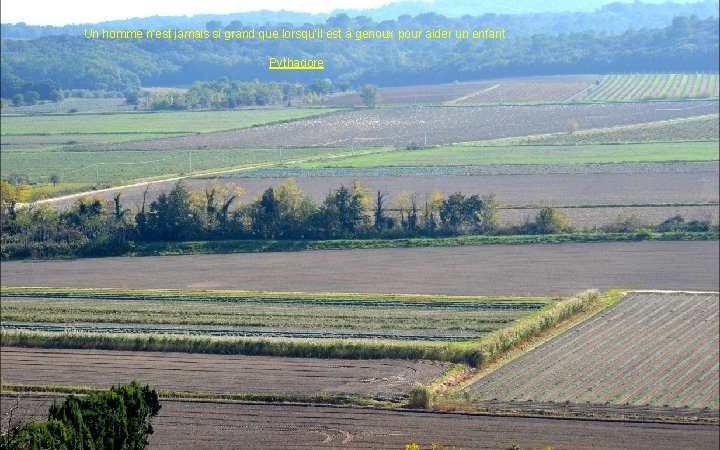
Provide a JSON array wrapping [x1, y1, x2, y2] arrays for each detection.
[[146, 78, 380, 110], [2, 179, 712, 259], [1, 74, 63, 105], [128, 179, 502, 240], [2, 381, 160, 449]]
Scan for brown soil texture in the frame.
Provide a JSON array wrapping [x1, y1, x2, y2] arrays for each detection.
[[3, 396, 718, 449], [0, 347, 444, 399], [472, 399, 719, 421], [321, 80, 498, 105], [116, 101, 719, 149], [322, 75, 601, 106], [49, 171, 720, 210], [2, 241, 718, 296], [466, 292, 720, 410]]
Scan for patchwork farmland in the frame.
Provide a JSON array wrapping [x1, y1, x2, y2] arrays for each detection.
[[322, 74, 719, 106], [2, 73, 719, 448], [0, 288, 549, 342], [115, 101, 719, 149], [465, 291, 719, 411]]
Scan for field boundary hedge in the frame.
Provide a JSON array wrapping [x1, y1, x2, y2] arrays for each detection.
[[126, 231, 718, 257]]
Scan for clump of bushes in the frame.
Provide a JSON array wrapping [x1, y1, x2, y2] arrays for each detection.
[[407, 385, 432, 409], [656, 215, 711, 232], [2, 381, 160, 449]]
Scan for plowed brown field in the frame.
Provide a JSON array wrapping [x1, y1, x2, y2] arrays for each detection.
[[466, 291, 720, 410], [2, 396, 718, 449], [0, 347, 444, 399], [2, 241, 718, 296], [48, 171, 720, 209]]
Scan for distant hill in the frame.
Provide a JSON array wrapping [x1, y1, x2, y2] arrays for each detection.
[[1, 0, 717, 38], [2, 13, 717, 95], [334, 0, 712, 20]]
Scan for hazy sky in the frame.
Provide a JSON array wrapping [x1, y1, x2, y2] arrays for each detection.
[[1, 0, 405, 26]]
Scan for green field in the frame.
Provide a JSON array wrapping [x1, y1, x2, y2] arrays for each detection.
[[0, 108, 336, 135], [298, 141, 719, 168], [1, 133, 190, 152], [0, 147, 350, 185], [0, 108, 346, 191]]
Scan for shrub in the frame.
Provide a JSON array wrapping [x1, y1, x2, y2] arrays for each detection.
[[407, 385, 431, 409], [2, 381, 161, 449], [529, 207, 571, 234], [656, 215, 710, 233]]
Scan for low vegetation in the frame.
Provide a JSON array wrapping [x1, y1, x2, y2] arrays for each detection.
[[0, 289, 547, 338], [581, 73, 719, 102], [1, 381, 160, 449], [299, 141, 720, 168], [0, 289, 599, 368]]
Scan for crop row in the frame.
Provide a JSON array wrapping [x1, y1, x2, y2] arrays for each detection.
[[466, 291, 719, 409], [0, 291, 602, 366], [1, 297, 525, 334], [507, 114, 719, 145], [0, 322, 478, 342], [582, 74, 719, 101], [0, 291, 546, 310]]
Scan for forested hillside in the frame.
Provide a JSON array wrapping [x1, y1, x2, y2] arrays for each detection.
[[2, 0, 716, 38], [1, 14, 717, 94]]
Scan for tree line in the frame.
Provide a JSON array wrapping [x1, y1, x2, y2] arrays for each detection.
[[1, 179, 713, 259], [144, 78, 380, 110]]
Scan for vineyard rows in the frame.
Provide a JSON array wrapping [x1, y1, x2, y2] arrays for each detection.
[[582, 74, 719, 102], [508, 114, 719, 145], [466, 291, 719, 410]]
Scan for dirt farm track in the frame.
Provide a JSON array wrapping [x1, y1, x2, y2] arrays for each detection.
[[2, 396, 718, 449], [2, 241, 717, 296]]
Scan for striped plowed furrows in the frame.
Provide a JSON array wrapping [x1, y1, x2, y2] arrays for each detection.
[[583, 74, 720, 101], [0, 347, 446, 398], [2, 396, 719, 449], [467, 291, 720, 409]]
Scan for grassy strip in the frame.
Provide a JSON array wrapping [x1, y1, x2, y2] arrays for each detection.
[[0, 109, 340, 135], [0, 286, 548, 303], [298, 141, 720, 168], [0, 292, 598, 367], [127, 231, 719, 257], [0, 382, 395, 408]]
